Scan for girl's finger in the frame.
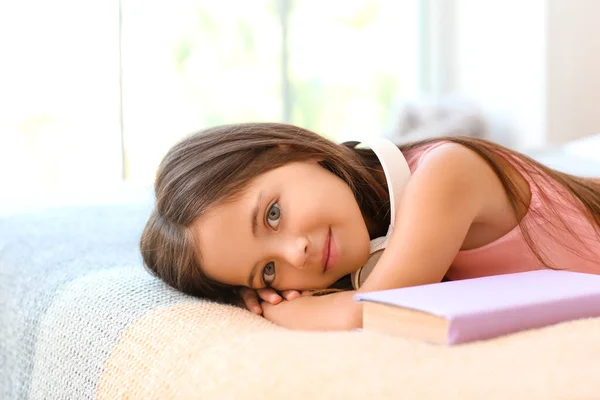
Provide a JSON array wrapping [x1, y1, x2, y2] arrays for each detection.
[[257, 288, 282, 304], [281, 290, 301, 300], [239, 287, 262, 315]]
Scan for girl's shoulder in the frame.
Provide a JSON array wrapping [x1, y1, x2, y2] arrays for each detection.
[[402, 141, 451, 174], [400, 140, 536, 233], [401, 140, 536, 199]]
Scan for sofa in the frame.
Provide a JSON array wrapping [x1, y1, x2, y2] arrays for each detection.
[[2, 140, 600, 399]]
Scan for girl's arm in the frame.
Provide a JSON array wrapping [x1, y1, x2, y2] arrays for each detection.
[[263, 143, 513, 330], [358, 142, 497, 292]]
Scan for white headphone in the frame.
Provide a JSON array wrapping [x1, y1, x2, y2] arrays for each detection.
[[346, 137, 412, 289]]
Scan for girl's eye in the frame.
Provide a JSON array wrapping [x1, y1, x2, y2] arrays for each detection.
[[262, 262, 276, 286], [266, 203, 281, 229]]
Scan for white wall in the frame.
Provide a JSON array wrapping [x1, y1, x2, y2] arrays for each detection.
[[433, 0, 600, 150], [546, 0, 600, 145]]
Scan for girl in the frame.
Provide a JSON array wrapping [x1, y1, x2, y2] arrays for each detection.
[[140, 123, 600, 330]]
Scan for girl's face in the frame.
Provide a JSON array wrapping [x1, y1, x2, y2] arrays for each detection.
[[192, 160, 371, 292]]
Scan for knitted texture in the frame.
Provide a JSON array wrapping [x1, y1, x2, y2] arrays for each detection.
[[2, 196, 600, 399]]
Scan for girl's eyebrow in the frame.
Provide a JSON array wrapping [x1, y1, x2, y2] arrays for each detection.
[[247, 262, 259, 289], [251, 191, 263, 237], [248, 191, 263, 288]]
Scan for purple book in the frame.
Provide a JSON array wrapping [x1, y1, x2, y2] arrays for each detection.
[[354, 270, 600, 345]]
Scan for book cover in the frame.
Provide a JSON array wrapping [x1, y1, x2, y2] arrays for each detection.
[[354, 270, 600, 345]]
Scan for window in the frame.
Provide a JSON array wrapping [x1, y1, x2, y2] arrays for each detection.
[[0, 0, 121, 191], [122, 0, 421, 181], [1, 0, 422, 187]]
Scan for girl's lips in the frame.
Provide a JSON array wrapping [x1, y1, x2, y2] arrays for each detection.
[[322, 228, 337, 273]]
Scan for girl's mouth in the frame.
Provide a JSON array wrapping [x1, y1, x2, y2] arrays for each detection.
[[322, 228, 336, 273]]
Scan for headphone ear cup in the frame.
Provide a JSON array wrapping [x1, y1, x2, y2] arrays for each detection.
[[369, 235, 388, 251], [352, 235, 390, 289], [356, 248, 384, 288]]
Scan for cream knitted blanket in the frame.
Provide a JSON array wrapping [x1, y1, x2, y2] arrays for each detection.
[[2, 202, 600, 400]]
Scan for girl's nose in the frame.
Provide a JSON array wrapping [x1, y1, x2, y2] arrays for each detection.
[[279, 235, 309, 269]]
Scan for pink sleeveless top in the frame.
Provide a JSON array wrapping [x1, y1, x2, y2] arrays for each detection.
[[402, 142, 600, 279]]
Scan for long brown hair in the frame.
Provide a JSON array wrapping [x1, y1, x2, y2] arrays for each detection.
[[140, 122, 600, 303]]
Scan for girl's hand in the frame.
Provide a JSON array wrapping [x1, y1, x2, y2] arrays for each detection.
[[261, 290, 361, 330], [239, 287, 301, 315]]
